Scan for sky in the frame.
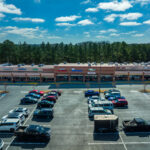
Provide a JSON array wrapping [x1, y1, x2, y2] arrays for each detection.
[[0, 0, 150, 44]]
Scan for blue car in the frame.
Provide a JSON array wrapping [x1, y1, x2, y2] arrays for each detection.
[[85, 90, 99, 97], [21, 97, 38, 104], [26, 93, 41, 99]]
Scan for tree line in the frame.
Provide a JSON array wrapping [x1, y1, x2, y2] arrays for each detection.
[[0, 40, 150, 65]]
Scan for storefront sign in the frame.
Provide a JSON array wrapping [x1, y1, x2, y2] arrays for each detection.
[[57, 68, 67, 72], [88, 68, 96, 71], [18, 68, 26, 71], [32, 68, 38, 71], [71, 68, 83, 72], [87, 72, 96, 75]]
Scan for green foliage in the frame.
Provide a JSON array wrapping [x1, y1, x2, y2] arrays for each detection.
[[0, 40, 149, 64]]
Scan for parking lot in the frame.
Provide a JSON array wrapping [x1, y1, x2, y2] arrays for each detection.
[[0, 84, 150, 150]]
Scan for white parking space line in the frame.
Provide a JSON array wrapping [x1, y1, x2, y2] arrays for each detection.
[[20, 91, 28, 94], [130, 90, 139, 93], [74, 91, 82, 94], [120, 133, 128, 150]]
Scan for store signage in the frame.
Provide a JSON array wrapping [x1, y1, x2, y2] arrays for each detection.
[[87, 72, 96, 75], [18, 68, 26, 71], [71, 68, 83, 72], [88, 68, 96, 71], [32, 68, 38, 71], [57, 68, 67, 72]]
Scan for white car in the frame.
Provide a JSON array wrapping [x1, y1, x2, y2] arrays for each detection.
[[88, 96, 105, 104], [0, 118, 20, 132], [9, 108, 30, 117], [88, 107, 112, 118], [2, 112, 25, 124]]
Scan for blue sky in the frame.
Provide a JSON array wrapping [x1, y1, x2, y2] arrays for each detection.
[[0, 0, 150, 44]]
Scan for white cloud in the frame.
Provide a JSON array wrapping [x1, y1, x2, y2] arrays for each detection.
[[85, 8, 99, 13], [98, 1, 132, 11], [132, 33, 144, 37], [56, 23, 76, 26], [104, 13, 142, 22], [132, 0, 150, 5], [143, 20, 150, 24], [104, 14, 117, 22], [99, 29, 117, 34], [84, 32, 90, 37], [55, 15, 81, 22], [81, 0, 91, 5], [96, 35, 106, 39], [12, 17, 45, 23], [77, 19, 94, 26], [0, 13, 5, 19], [120, 31, 137, 35], [110, 33, 120, 36], [0, 0, 22, 15], [120, 22, 142, 26], [120, 13, 143, 20]]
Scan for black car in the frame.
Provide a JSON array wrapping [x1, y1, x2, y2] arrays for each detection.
[[33, 108, 54, 118], [37, 100, 54, 108], [21, 97, 38, 104], [15, 125, 51, 141], [0, 139, 4, 150]]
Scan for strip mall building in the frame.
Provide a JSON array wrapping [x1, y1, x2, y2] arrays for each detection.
[[0, 63, 150, 83]]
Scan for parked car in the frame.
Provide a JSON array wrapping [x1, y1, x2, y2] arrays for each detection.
[[29, 90, 44, 96], [37, 100, 54, 108], [0, 139, 4, 150], [21, 97, 38, 104], [88, 101, 114, 112], [42, 96, 57, 103], [88, 96, 105, 104], [88, 107, 112, 118], [0, 118, 20, 132], [26, 93, 41, 99], [123, 118, 150, 131], [85, 90, 99, 97], [104, 89, 120, 95], [112, 99, 128, 107], [15, 125, 51, 141], [51, 90, 62, 96], [105, 91, 121, 99], [9, 108, 30, 117], [108, 95, 125, 101], [2, 112, 25, 124], [46, 92, 58, 99], [33, 108, 54, 118]]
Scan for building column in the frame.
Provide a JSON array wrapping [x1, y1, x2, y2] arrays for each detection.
[[83, 75, 85, 82], [142, 72, 144, 81], [11, 73, 13, 82], [40, 74, 42, 83], [25, 73, 28, 82], [54, 74, 56, 82], [68, 74, 71, 82], [128, 72, 130, 81]]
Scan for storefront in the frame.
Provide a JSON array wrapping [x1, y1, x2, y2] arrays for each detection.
[[129, 72, 143, 81], [56, 75, 69, 81], [70, 75, 83, 81], [101, 75, 113, 82], [41, 73, 54, 82], [115, 71, 128, 81]]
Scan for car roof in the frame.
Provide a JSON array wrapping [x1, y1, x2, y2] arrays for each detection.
[[134, 118, 145, 123], [1, 118, 20, 123], [94, 101, 112, 104], [15, 107, 26, 111], [8, 112, 21, 117], [41, 108, 53, 111], [90, 107, 104, 111]]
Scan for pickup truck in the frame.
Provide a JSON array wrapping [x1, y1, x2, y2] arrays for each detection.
[[15, 125, 51, 141], [123, 118, 150, 131], [85, 90, 99, 97]]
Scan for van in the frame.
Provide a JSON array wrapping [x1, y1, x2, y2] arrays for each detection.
[[88, 101, 114, 112]]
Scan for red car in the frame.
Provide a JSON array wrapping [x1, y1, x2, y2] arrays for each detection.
[[42, 96, 57, 103], [29, 90, 44, 96], [112, 99, 128, 107]]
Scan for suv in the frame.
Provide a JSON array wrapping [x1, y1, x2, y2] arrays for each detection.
[[33, 108, 54, 118], [0, 118, 20, 132], [88, 101, 113, 112], [88, 107, 112, 118], [2, 112, 25, 124], [85, 90, 99, 97], [88, 96, 105, 104]]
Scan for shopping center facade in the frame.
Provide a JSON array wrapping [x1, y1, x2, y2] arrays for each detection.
[[0, 63, 150, 83]]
